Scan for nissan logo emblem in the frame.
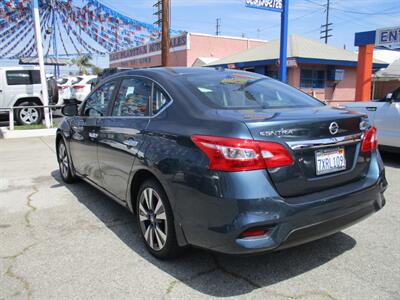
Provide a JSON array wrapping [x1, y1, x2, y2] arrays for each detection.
[[329, 122, 339, 135]]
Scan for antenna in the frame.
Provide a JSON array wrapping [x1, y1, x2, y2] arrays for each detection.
[[320, 0, 332, 44]]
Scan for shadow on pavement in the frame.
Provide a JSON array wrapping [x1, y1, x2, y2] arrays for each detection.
[[51, 170, 356, 297], [380, 150, 400, 169]]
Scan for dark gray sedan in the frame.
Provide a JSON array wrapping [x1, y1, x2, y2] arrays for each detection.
[[56, 67, 387, 259]]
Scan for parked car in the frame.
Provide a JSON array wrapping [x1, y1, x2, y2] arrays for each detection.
[[344, 87, 400, 151], [70, 75, 97, 103], [56, 68, 387, 259], [0, 66, 45, 125], [57, 76, 78, 106]]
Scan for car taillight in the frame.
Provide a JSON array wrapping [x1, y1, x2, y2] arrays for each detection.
[[191, 135, 294, 172], [72, 85, 85, 89], [361, 127, 378, 152]]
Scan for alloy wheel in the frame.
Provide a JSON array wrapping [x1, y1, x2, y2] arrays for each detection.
[[20, 107, 39, 125], [58, 142, 69, 179], [138, 188, 168, 251]]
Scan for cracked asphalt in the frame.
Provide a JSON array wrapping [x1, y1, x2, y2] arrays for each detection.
[[0, 136, 399, 300]]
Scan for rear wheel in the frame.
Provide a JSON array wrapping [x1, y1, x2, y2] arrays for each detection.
[[136, 179, 182, 259], [57, 139, 76, 183], [15, 101, 43, 125]]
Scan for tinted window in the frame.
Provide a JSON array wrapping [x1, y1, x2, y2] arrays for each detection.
[[184, 71, 323, 109], [83, 81, 116, 117], [112, 78, 151, 117], [152, 84, 171, 115], [6, 70, 41, 85]]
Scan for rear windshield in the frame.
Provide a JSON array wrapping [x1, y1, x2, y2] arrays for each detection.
[[184, 71, 324, 109]]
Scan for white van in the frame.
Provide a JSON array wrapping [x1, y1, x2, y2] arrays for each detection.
[[0, 66, 44, 125]]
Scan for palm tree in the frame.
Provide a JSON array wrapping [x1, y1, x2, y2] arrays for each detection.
[[72, 54, 94, 75]]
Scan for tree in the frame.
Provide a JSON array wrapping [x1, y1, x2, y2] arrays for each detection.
[[91, 65, 103, 75], [72, 54, 93, 75]]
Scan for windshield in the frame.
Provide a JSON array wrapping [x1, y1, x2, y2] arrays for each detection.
[[184, 71, 324, 109]]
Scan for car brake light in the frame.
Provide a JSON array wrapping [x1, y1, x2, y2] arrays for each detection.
[[72, 85, 85, 89], [361, 127, 378, 152], [191, 135, 294, 172]]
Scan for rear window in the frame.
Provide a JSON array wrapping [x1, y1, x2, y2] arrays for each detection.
[[6, 70, 41, 85], [184, 71, 324, 109], [71, 77, 83, 85], [57, 78, 68, 85]]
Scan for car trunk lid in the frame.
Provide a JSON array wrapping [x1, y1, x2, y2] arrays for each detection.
[[217, 106, 371, 197]]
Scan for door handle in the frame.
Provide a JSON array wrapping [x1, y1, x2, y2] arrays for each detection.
[[88, 131, 98, 139], [123, 138, 138, 148], [366, 107, 377, 111]]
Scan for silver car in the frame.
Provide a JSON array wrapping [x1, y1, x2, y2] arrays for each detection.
[[344, 87, 400, 151]]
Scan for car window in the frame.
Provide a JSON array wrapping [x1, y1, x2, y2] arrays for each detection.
[[152, 84, 171, 115], [83, 81, 116, 117], [6, 70, 41, 85], [72, 77, 83, 85], [112, 78, 152, 117], [183, 72, 324, 109], [392, 88, 400, 102]]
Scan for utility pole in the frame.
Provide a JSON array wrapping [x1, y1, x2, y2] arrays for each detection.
[[32, 0, 50, 128], [161, 0, 170, 67], [216, 18, 221, 36], [153, 1, 162, 28], [320, 0, 332, 44]]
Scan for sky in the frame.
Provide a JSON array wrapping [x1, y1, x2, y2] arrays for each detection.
[[101, 0, 400, 50], [2, 0, 399, 72]]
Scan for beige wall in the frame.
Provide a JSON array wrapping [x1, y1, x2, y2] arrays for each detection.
[[186, 33, 267, 67], [293, 64, 357, 102]]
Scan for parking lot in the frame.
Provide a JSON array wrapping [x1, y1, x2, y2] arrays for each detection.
[[0, 136, 399, 300]]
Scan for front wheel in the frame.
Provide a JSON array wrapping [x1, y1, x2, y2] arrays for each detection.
[[57, 139, 76, 183], [136, 179, 182, 259]]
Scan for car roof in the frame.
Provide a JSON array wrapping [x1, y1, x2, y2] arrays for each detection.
[[109, 67, 253, 80], [0, 65, 40, 71]]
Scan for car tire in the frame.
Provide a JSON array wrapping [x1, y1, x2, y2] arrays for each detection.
[[136, 179, 182, 259], [57, 139, 76, 183], [15, 101, 43, 125]]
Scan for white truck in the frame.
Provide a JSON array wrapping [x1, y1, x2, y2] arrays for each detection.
[[344, 87, 400, 151], [0, 66, 45, 125]]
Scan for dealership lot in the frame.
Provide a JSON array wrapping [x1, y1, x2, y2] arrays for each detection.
[[0, 136, 399, 300]]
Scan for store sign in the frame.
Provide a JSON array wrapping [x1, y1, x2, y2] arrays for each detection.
[[109, 33, 188, 62], [245, 0, 283, 12], [375, 27, 400, 49]]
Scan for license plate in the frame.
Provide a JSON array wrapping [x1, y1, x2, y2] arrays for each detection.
[[315, 147, 346, 176]]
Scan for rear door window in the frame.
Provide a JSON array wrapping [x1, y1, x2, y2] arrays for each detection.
[[6, 70, 41, 85], [112, 78, 152, 117]]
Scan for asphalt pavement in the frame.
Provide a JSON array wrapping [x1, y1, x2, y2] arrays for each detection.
[[0, 136, 399, 300]]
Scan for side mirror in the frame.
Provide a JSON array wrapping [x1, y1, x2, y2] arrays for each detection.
[[385, 93, 393, 101], [61, 104, 78, 116]]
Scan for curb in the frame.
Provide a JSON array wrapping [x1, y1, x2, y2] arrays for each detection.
[[0, 127, 57, 139]]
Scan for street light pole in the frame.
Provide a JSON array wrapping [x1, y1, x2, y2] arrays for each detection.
[[161, 0, 170, 67], [32, 0, 50, 128], [279, 0, 289, 83]]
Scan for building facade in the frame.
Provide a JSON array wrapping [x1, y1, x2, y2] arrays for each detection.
[[109, 32, 267, 69]]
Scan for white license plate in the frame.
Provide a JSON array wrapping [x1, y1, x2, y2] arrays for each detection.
[[315, 147, 346, 176]]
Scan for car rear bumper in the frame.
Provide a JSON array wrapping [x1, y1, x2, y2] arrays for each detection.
[[178, 151, 387, 254]]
